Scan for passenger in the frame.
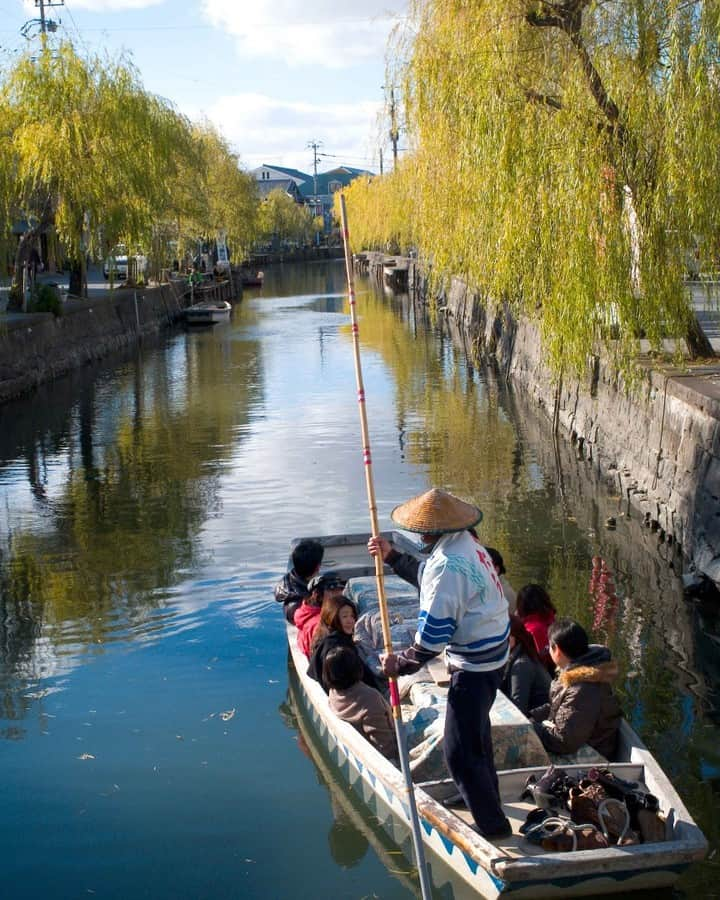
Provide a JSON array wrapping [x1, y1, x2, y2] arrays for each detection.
[[274, 539, 324, 624], [530, 618, 622, 759], [370, 488, 512, 841], [516, 583, 557, 670], [500, 615, 551, 716], [485, 547, 516, 614], [324, 646, 399, 763], [294, 571, 346, 658], [307, 597, 379, 694]]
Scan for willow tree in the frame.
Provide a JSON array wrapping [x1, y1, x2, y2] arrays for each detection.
[[260, 188, 315, 247], [374, 0, 720, 372], [166, 123, 260, 268], [2, 42, 196, 300]]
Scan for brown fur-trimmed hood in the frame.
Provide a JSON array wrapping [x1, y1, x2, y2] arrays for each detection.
[[560, 660, 618, 687]]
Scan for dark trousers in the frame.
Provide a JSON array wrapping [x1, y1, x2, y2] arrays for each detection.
[[444, 667, 507, 835]]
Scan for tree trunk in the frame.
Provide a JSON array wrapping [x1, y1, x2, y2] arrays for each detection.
[[68, 260, 83, 296], [686, 311, 716, 359]]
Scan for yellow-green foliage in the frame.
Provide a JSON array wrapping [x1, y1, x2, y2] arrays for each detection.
[[0, 42, 262, 273], [344, 1, 720, 374], [260, 188, 315, 244]]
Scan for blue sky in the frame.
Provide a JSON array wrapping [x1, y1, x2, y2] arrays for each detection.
[[2, 0, 406, 174]]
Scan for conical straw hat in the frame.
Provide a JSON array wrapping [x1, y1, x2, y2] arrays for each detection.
[[390, 488, 483, 535]]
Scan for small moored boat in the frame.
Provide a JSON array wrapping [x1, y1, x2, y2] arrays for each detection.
[[184, 300, 231, 325], [241, 270, 264, 287], [284, 531, 707, 899]]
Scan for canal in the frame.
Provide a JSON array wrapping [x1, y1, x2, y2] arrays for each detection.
[[0, 260, 717, 898]]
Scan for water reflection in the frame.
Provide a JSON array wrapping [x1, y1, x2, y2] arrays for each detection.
[[282, 669, 419, 894], [0, 325, 264, 732], [0, 259, 716, 897]]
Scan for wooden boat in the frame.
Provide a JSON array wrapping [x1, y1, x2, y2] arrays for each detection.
[[184, 299, 231, 325], [284, 532, 707, 899], [241, 270, 264, 287]]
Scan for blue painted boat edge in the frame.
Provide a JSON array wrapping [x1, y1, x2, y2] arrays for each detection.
[[502, 862, 688, 893]]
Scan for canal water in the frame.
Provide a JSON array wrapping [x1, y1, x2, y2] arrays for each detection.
[[0, 260, 717, 899]]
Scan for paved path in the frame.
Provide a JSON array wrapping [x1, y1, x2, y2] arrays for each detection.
[[0, 264, 127, 313]]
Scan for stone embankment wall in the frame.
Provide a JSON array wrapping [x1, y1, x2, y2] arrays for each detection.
[[360, 252, 720, 588], [0, 278, 235, 405]]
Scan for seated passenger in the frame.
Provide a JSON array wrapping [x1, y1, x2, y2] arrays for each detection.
[[530, 618, 622, 759], [324, 646, 398, 763], [274, 539, 324, 624], [294, 571, 346, 658], [500, 614, 551, 716], [485, 546, 516, 614], [516, 583, 557, 670], [307, 598, 379, 694]]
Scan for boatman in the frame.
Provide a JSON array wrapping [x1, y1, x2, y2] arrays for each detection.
[[368, 488, 512, 840]]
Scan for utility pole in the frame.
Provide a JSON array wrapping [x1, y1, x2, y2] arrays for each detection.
[[306, 140, 323, 246], [21, 0, 63, 43], [379, 148, 384, 176], [389, 87, 399, 169], [36, 0, 64, 32]]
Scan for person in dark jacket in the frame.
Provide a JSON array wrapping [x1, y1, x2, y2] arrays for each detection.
[[307, 598, 379, 694], [274, 539, 324, 623], [530, 618, 622, 759], [500, 614, 551, 716]]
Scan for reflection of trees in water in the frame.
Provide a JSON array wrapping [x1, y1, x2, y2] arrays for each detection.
[[0, 331, 264, 727], [259, 260, 347, 300]]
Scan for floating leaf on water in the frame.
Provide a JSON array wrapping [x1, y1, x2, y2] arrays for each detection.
[[220, 708, 235, 721], [176, 735, 184, 740], [268, 679, 278, 684], [78, 753, 95, 760]]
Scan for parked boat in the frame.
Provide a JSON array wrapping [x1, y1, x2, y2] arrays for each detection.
[[184, 300, 231, 325], [241, 270, 264, 287], [284, 531, 707, 899]]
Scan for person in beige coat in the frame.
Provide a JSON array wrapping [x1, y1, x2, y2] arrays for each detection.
[[324, 646, 399, 763]]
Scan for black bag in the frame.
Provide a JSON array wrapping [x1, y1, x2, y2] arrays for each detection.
[[521, 766, 578, 812]]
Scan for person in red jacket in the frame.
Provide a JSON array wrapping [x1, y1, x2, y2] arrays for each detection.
[[294, 571, 346, 657], [516, 584, 557, 672]]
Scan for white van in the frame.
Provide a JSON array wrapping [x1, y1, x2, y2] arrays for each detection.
[[103, 247, 129, 281]]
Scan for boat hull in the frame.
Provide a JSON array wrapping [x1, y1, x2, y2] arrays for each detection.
[[184, 302, 231, 325], [284, 532, 707, 898], [289, 638, 700, 898]]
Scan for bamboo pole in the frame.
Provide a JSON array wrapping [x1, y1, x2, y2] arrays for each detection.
[[339, 194, 433, 900]]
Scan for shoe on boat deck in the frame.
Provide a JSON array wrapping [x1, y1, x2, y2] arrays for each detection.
[[472, 818, 513, 841]]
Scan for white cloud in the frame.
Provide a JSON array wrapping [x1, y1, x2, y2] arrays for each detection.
[[201, 0, 403, 69], [203, 92, 382, 173]]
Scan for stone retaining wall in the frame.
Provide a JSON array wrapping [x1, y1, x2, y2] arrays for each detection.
[[0, 278, 236, 405], [360, 254, 720, 588]]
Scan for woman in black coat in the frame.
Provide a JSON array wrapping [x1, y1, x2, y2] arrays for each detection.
[[307, 597, 379, 694], [500, 614, 551, 716]]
